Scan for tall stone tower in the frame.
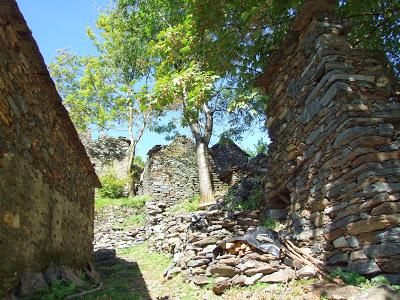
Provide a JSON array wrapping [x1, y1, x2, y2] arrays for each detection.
[[259, 0, 399, 275]]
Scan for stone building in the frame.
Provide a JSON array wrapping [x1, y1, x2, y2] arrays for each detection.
[[80, 133, 131, 179], [258, 0, 400, 275], [0, 1, 100, 296], [141, 136, 201, 206], [140, 136, 250, 205]]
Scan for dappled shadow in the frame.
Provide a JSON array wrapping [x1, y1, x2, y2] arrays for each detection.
[[88, 257, 152, 300]]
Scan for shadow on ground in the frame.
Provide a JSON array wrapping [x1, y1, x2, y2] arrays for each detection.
[[84, 258, 151, 300]]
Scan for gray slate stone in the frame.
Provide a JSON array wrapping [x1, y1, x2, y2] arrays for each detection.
[[347, 259, 381, 275], [259, 269, 295, 283], [364, 242, 400, 258]]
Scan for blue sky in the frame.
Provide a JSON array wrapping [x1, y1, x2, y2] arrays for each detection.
[[17, 0, 268, 158]]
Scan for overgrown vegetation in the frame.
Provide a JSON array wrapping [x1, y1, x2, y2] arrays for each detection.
[[97, 173, 127, 199], [262, 218, 280, 230], [82, 243, 200, 300], [95, 195, 150, 211], [233, 186, 264, 211], [171, 194, 201, 212], [330, 268, 400, 290], [23, 280, 77, 300]]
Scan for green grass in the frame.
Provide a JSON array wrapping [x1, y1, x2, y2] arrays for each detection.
[[83, 243, 199, 300], [121, 213, 146, 229], [22, 280, 78, 300], [330, 268, 400, 290], [262, 218, 280, 230], [171, 194, 201, 213], [95, 195, 150, 211]]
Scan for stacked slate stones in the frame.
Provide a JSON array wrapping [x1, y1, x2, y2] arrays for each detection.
[[94, 206, 145, 251], [258, 0, 400, 277], [146, 206, 318, 294], [141, 136, 200, 208]]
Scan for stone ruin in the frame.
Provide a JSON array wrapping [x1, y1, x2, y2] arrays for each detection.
[[0, 1, 100, 297], [258, 0, 400, 276], [80, 133, 132, 179], [140, 135, 250, 206]]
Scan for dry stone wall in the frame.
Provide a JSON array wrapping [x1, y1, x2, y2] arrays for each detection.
[[258, 1, 400, 275], [141, 136, 200, 206], [0, 1, 100, 296], [80, 133, 131, 179], [140, 136, 250, 205]]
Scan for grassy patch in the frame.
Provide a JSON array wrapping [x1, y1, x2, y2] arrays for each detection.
[[121, 213, 146, 229], [95, 195, 150, 211], [83, 243, 199, 300], [330, 268, 369, 287], [262, 218, 280, 230], [23, 280, 78, 300], [171, 194, 201, 213], [330, 268, 400, 290]]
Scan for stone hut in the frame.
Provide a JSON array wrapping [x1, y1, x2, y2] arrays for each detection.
[[80, 133, 131, 179], [141, 136, 200, 206], [209, 139, 249, 185], [258, 0, 400, 275], [141, 136, 250, 205], [0, 1, 100, 296]]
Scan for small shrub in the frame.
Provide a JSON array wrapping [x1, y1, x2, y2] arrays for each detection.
[[233, 186, 264, 211], [97, 173, 127, 198], [262, 218, 279, 230], [25, 280, 77, 300], [245, 138, 269, 157], [330, 268, 369, 286]]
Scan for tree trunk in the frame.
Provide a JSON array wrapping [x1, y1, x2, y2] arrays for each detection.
[[127, 144, 136, 198], [196, 140, 215, 206]]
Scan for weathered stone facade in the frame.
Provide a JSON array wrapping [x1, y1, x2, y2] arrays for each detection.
[[0, 1, 100, 296], [258, 1, 400, 275], [80, 133, 131, 179], [141, 136, 200, 205]]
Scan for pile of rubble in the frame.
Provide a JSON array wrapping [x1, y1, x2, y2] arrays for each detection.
[[94, 206, 145, 251], [181, 227, 318, 295]]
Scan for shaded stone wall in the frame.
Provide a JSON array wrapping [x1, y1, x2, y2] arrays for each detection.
[[0, 1, 100, 296], [141, 136, 250, 204], [80, 133, 131, 179], [141, 136, 200, 206], [259, 1, 400, 275]]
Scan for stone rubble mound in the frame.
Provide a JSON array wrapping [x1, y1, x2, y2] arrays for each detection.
[[94, 206, 145, 251]]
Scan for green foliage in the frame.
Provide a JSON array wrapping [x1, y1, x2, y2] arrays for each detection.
[[25, 280, 77, 300], [262, 218, 280, 230], [246, 138, 269, 157], [330, 268, 369, 286], [331, 268, 400, 291], [95, 195, 150, 210], [97, 173, 127, 199], [172, 194, 201, 212], [234, 186, 264, 211], [337, 0, 400, 77]]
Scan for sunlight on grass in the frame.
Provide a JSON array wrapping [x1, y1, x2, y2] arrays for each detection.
[[121, 213, 146, 229], [170, 194, 201, 213], [95, 195, 151, 211]]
